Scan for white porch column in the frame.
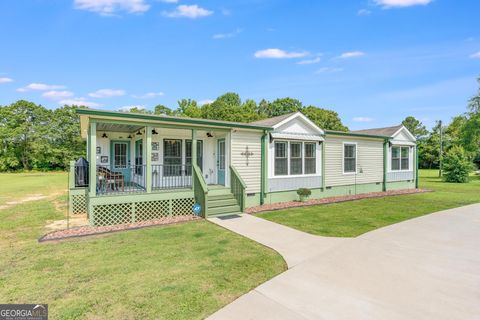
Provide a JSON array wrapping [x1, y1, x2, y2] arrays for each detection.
[[192, 129, 197, 169], [88, 121, 97, 197], [146, 126, 152, 193]]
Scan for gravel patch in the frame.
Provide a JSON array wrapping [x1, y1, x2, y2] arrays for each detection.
[[39, 215, 200, 242], [246, 189, 431, 214]]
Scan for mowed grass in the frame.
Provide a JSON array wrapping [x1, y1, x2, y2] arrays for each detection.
[[259, 170, 480, 237], [0, 173, 286, 319], [0, 172, 67, 205]]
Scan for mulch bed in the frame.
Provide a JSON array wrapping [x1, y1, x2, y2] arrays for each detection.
[[39, 215, 200, 242], [246, 188, 432, 214]]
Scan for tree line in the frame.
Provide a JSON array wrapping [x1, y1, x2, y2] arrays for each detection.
[[401, 77, 480, 171], [1, 83, 479, 173]]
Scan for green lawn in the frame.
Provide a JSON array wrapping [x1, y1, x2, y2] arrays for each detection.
[[0, 173, 286, 319], [259, 170, 480, 237], [0, 172, 67, 205]]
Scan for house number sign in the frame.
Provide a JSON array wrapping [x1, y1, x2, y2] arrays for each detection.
[[241, 146, 254, 166]]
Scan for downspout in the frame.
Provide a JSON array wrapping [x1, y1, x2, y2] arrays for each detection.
[[260, 130, 267, 205], [415, 144, 419, 189], [321, 139, 326, 191], [383, 139, 388, 192]]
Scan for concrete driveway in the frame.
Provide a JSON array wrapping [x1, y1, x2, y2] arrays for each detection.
[[208, 204, 480, 320]]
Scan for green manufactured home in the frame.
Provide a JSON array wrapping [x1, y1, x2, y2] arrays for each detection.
[[69, 110, 418, 226]]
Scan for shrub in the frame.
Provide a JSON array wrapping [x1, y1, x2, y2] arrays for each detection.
[[297, 188, 312, 202], [443, 146, 475, 183]]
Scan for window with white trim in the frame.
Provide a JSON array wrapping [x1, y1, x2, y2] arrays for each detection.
[[290, 142, 303, 174], [392, 146, 410, 171], [304, 143, 316, 174], [274, 141, 288, 175], [274, 141, 319, 176], [343, 143, 356, 173]]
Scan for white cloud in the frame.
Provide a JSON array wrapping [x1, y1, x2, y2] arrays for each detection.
[[89, 88, 125, 98], [158, 0, 178, 3], [118, 105, 145, 112], [17, 83, 66, 92], [254, 48, 309, 59], [374, 0, 432, 8], [315, 67, 344, 73], [338, 51, 365, 59], [470, 51, 480, 59], [163, 5, 213, 19], [42, 90, 74, 100], [60, 98, 101, 107], [74, 0, 150, 15], [357, 9, 371, 16], [0, 77, 13, 84], [132, 91, 164, 99], [213, 28, 242, 40], [297, 57, 321, 65], [199, 99, 214, 105], [353, 117, 374, 122]]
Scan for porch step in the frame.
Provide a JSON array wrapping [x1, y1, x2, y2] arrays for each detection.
[[208, 187, 232, 196], [208, 198, 238, 208], [208, 193, 235, 201], [208, 204, 241, 216]]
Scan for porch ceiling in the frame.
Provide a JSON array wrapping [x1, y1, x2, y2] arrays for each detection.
[[97, 123, 143, 133]]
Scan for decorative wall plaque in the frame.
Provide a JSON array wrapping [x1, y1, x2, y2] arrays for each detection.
[[241, 146, 254, 166]]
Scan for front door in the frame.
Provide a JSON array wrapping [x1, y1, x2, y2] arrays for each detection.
[[217, 139, 225, 185], [111, 141, 130, 181]]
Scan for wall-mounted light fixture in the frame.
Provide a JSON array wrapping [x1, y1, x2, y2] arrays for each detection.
[[127, 135, 133, 139], [136, 130, 142, 135], [101, 132, 108, 138], [152, 129, 159, 135]]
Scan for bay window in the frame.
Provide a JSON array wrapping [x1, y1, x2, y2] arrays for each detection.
[[274, 141, 288, 175], [391, 146, 410, 171], [274, 141, 318, 176], [304, 143, 316, 174], [290, 142, 303, 175]]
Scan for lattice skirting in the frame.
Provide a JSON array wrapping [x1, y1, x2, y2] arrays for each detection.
[[91, 197, 195, 226], [69, 189, 88, 215]]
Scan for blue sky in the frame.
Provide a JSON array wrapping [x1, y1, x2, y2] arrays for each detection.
[[0, 0, 479, 129]]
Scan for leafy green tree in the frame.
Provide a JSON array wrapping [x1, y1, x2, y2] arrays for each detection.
[[241, 99, 264, 122], [127, 107, 151, 114], [154, 104, 173, 116], [443, 146, 474, 183], [418, 121, 445, 169], [201, 93, 247, 122], [459, 77, 480, 166], [257, 99, 271, 119], [0, 100, 50, 170], [268, 98, 303, 117], [468, 77, 480, 113], [47, 106, 86, 169], [402, 116, 428, 139], [176, 99, 202, 118], [302, 106, 348, 131]]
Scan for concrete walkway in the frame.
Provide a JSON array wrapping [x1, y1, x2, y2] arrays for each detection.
[[208, 204, 480, 320], [208, 213, 347, 268]]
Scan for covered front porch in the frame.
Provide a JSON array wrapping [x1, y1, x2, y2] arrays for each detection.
[[90, 122, 231, 196], [69, 110, 253, 226]]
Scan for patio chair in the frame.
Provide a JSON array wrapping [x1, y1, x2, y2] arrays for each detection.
[[97, 166, 125, 192]]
